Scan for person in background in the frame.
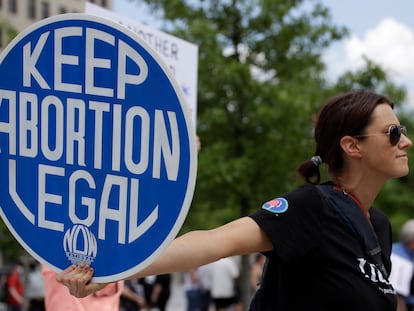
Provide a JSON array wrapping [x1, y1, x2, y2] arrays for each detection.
[[250, 253, 266, 293], [210, 257, 240, 311], [197, 264, 213, 311], [57, 89, 411, 310], [184, 264, 213, 311], [119, 279, 147, 311], [6, 264, 24, 311], [390, 220, 414, 311], [184, 268, 202, 311], [42, 266, 123, 311], [140, 274, 171, 311], [26, 262, 45, 311]]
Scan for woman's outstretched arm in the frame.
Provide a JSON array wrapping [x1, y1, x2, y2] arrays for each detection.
[[57, 216, 272, 297]]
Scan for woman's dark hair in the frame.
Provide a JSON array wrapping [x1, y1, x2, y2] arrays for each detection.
[[298, 89, 394, 184]]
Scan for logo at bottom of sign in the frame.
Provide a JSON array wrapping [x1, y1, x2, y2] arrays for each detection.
[[63, 224, 97, 266]]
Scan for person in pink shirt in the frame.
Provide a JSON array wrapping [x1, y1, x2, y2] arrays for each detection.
[[42, 266, 123, 311]]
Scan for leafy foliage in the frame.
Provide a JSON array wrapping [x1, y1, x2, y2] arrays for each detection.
[[135, 0, 348, 229], [0, 20, 18, 48], [133, 0, 411, 233]]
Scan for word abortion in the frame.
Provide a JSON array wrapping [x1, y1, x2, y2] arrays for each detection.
[[0, 90, 181, 181]]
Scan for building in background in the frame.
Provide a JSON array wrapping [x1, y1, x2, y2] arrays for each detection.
[[0, 0, 112, 48]]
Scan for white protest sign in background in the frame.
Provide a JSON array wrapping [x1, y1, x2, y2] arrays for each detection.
[[389, 253, 414, 296], [0, 14, 197, 282], [85, 2, 198, 129]]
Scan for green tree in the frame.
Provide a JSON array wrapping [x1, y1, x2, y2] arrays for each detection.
[[0, 221, 26, 263], [0, 20, 18, 49], [137, 0, 347, 224], [132, 0, 412, 232]]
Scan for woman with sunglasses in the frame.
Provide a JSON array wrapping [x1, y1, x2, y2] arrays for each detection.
[[57, 89, 412, 311]]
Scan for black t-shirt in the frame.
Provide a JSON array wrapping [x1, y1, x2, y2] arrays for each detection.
[[249, 183, 397, 311]]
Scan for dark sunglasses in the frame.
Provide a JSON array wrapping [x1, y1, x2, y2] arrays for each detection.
[[355, 124, 407, 146]]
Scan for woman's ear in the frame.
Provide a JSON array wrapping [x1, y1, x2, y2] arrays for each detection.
[[340, 136, 362, 159]]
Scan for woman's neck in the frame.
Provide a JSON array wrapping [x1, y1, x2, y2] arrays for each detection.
[[331, 176, 383, 214]]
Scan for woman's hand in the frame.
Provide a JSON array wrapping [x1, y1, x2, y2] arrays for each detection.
[[56, 264, 108, 298]]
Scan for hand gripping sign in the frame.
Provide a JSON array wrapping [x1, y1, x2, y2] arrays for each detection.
[[0, 14, 197, 282]]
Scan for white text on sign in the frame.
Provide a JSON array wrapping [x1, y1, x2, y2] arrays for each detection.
[[0, 24, 184, 244]]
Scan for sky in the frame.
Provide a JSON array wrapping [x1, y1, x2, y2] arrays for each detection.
[[320, 0, 414, 108], [113, 0, 414, 108]]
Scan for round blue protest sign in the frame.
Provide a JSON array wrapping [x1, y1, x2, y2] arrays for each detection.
[[0, 14, 197, 282]]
